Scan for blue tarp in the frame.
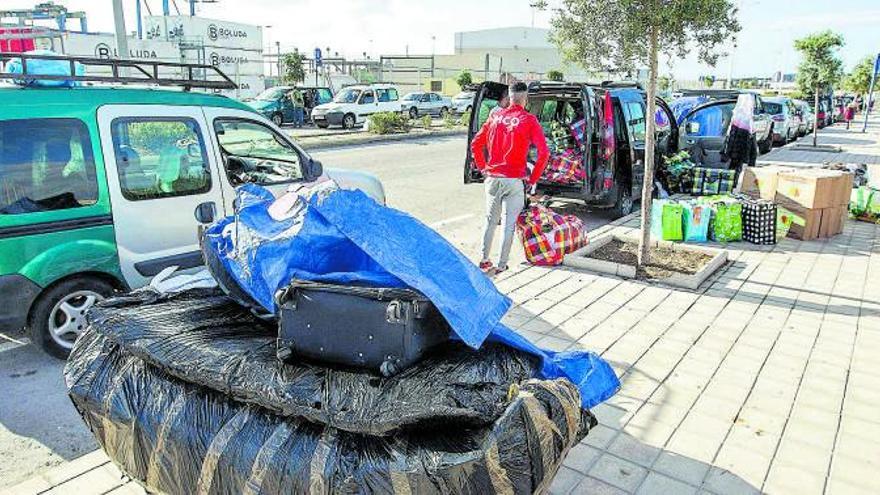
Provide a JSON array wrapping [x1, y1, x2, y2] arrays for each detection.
[[6, 50, 84, 87], [205, 184, 619, 408]]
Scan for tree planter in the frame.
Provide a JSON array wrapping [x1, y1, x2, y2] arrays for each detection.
[[563, 234, 728, 290], [789, 144, 842, 153]]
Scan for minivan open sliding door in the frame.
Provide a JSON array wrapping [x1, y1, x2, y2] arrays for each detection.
[[464, 81, 508, 184]]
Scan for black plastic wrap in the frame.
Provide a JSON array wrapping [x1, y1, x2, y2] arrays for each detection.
[[66, 328, 594, 494], [82, 289, 541, 436]]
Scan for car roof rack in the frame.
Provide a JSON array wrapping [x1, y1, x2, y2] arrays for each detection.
[[599, 80, 643, 90], [0, 51, 237, 91]]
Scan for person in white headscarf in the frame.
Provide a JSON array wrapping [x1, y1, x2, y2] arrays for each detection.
[[723, 94, 757, 184]]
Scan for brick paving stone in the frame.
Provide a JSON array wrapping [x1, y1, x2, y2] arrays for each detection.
[[563, 443, 602, 475], [702, 467, 762, 495], [635, 471, 698, 495], [548, 466, 585, 495], [572, 475, 631, 495], [589, 454, 649, 493]]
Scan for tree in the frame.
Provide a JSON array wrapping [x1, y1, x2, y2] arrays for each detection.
[[547, 69, 565, 81], [548, 0, 739, 266], [794, 30, 844, 146], [704, 75, 716, 88], [456, 70, 473, 89], [280, 51, 306, 85], [657, 75, 672, 91], [844, 56, 873, 97]]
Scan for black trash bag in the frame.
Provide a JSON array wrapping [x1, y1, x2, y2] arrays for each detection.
[[82, 289, 542, 436], [66, 328, 594, 495]]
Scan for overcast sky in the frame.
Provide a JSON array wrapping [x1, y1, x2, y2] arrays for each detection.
[[5, 0, 878, 80]]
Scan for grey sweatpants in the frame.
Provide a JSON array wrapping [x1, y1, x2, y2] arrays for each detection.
[[481, 177, 525, 267]]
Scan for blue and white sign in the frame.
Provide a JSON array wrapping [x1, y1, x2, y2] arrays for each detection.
[[314, 47, 323, 67]]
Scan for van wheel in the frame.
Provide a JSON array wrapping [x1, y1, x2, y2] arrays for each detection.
[[759, 131, 772, 154], [271, 113, 284, 127], [316, 122, 330, 129], [466, 105, 472, 113], [409, 107, 418, 119], [342, 113, 356, 130], [28, 277, 115, 359], [611, 185, 634, 219], [439, 107, 449, 118]]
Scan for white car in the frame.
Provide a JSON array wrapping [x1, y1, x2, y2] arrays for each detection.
[[451, 91, 475, 114], [311, 84, 401, 129], [399, 91, 453, 119]]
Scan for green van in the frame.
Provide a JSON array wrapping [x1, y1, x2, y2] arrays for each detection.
[[0, 57, 384, 358]]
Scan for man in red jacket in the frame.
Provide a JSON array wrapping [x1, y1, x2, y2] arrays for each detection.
[[470, 81, 550, 273]]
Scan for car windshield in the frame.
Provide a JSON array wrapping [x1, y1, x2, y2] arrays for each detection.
[[333, 89, 362, 103], [764, 102, 783, 114], [256, 88, 288, 101], [402, 93, 421, 101]]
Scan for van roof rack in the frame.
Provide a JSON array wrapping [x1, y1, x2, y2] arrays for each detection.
[[0, 52, 237, 91]]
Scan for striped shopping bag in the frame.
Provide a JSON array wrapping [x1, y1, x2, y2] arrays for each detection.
[[516, 203, 588, 266]]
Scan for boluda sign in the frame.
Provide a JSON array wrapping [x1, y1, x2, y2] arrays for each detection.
[[145, 16, 262, 51], [63, 32, 179, 63]]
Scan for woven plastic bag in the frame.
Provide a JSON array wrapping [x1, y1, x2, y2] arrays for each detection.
[[516, 203, 588, 266], [709, 200, 743, 242], [682, 202, 710, 242], [650, 200, 684, 241]]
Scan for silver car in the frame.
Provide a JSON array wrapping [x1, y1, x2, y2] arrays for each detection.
[[764, 97, 801, 145], [793, 99, 814, 136], [400, 91, 453, 119], [451, 91, 475, 114]]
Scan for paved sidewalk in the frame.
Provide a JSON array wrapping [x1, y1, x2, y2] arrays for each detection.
[[758, 115, 880, 167], [10, 215, 879, 495]]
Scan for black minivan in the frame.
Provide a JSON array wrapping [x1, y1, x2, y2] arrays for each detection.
[[464, 81, 678, 218]]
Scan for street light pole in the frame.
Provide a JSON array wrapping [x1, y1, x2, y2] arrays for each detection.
[[862, 52, 880, 133], [111, 0, 129, 77]]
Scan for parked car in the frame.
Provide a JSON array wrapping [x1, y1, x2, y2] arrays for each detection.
[[465, 80, 678, 218], [815, 95, 834, 128], [311, 84, 401, 129], [676, 98, 760, 169], [793, 99, 814, 136], [0, 60, 385, 359], [451, 90, 475, 114], [247, 85, 334, 126], [400, 91, 453, 119], [764, 97, 801, 144], [675, 89, 774, 153]]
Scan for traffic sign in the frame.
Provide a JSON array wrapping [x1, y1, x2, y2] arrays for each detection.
[[314, 47, 322, 67]]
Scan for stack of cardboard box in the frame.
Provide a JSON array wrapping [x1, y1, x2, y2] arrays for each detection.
[[741, 166, 852, 240]]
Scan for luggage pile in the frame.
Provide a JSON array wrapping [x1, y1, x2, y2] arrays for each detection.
[[651, 166, 854, 245], [65, 183, 620, 495], [658, 151, 737, 196], [540, 119, 587, 185]]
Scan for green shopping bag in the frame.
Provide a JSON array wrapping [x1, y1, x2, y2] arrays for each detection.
[[710, 200, 743, 242], [651, 200, 683, 241], [850, 186, 880, 218], [777, 207, 794, 241]]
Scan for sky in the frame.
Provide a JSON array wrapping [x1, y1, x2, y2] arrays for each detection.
[[4, 0, 878, 80]]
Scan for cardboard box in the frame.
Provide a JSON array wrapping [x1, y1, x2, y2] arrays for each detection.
[[833, 173, 854, 206], [776, 169, 852, 209], [741, 165, 795, 200], [819, 206, 844, 237]]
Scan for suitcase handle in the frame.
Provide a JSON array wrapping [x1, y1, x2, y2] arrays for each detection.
[[281, 279, 426, 303]]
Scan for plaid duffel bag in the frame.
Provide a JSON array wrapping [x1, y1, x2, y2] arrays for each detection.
[[516, 203, 588, 265]]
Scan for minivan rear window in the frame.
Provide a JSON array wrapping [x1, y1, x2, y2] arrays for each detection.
[[764, 102, 783, 114], [0, 118, 98, 215]]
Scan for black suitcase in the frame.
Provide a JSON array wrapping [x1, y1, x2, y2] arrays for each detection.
[[276, 280, 451, 376]]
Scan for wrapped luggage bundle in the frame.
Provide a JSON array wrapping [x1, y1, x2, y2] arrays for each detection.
[[65, 289, 595, 494]]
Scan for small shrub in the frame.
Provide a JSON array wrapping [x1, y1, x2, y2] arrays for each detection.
[[459, 109, 472, 126], [367, 112, 411, 135], [442, 112, 458, 128], [420, 115, 432, 129]]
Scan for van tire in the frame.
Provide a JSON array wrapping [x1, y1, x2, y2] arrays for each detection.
[[759, 130, 772, 154], [409, 107, 418, 119], [611, 184, 634, 219], [316, 122, 330, 129], [28, 277, 115, 359], [439, 107, 449, 118], [271, 113, 284, 127], [342, 113, 356, 130]]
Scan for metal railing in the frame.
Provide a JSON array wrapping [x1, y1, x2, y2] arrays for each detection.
[[0, 51, 237, 90]]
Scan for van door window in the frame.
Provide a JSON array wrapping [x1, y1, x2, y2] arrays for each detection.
[[388, 88, 399, 101], [110, 118, 211, 201], [624, 102, 646, 142], [377, 89, 390, 102], [360, 90, 375, 104], [214, 119, 303, 186], [0, 118, 98, 214]]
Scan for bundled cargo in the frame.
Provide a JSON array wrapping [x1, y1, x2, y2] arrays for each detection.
[[66, 297, 595, 494], [539, 118, 588, 185]]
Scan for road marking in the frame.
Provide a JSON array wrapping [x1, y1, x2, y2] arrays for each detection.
[[429, 213, 474, 229]]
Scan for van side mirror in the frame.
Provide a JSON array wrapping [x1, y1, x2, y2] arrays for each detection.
[[305, 158, 324, 181]]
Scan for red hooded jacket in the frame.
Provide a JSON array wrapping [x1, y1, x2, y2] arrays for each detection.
[[470, 104, 550, 186]]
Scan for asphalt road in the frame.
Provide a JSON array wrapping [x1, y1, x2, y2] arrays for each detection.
[[0, 134, 618, 488]]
